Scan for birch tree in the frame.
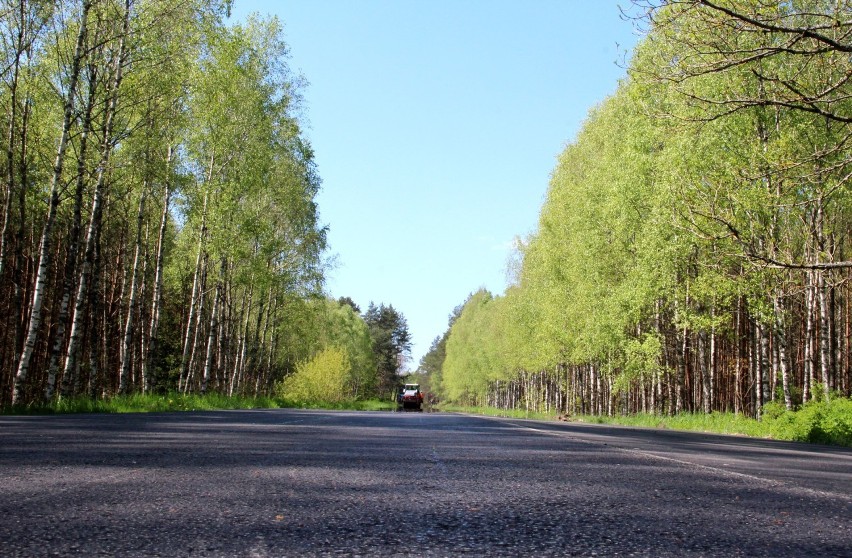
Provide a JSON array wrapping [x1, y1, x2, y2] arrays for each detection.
[[12, 0, 90, 404], [0, 2, 328, 406]]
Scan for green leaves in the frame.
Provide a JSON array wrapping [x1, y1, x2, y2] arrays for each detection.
[[277, 346, 352, 405], [438, 2, 852, 416], [364, 303, 412, 395]]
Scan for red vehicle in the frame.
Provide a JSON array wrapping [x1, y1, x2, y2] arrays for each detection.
[[397, 383, 424, 411]]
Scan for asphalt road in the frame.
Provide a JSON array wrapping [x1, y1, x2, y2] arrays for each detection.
[[1, 409, 850, 557]]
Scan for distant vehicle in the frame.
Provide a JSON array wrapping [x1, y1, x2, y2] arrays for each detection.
[[397, 383, 424, 412]]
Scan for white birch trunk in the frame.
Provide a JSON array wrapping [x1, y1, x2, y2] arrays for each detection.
[[201, 260, 225, 394], [143, 149, 172, 393], [734, 298, 742, 415], [229, 283, 252, 397], [12, 1, 90, 404], [63, 0, 131, 394], [183, 257, 207, 393], [817, 271, 832, 401], [700, 330, 711, 414], [832, 287, 841, 393], [773, 295, 792, 410], [118, 182, 147, 393], [138, 220, 149, 391], [178, 161, 212, 390], [47, 68, 97, 401], [804, 270, 815, 402], [709, 314, 716, 412], [757, 320, 771, 417]]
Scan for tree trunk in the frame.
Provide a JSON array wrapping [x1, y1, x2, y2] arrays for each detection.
[[757, 320, 771, 417], [47, 67, 97, 402], [143, 149, 172, 393], [709, 310, 716, 412], [699, 330, 710, 414], [0, 18, 21, 282], [12, 0, 91, 405], [773, 295, 792, 410], [831, 285, 841, 393], [118, 182, 147, 394], [229, 282, 252, 396], [734, 298, 742, 415], [804, 270, 815, 402], [63, 0, 131, 393], [817, 271, 832, 401], [137, 220, 149, 391], [87, 221, 104, 399], [183, 254, 208, 394], [8, 95, 32, 403], [242, 286, 267, 392], [676, 325, 687, 414], [178, 172, 211, 391], [846, 291, 851, 396], [201, 259, 226, 394]]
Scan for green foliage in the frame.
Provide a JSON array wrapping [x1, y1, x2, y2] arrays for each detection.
[[276, 346, 352, 405], [308, 299, 377, 398], [419, 294, 476, 399], [439, 80, 676, 406], [438, 404, 555, 421], [436, 2, 852, 421], [442, 402, 852, 448], [364, 303, 412, 395], [0, 392, 397, 414], [419, 335, 447, 382], [764, 397, 852, 447], [571, 411, 770, 438], [2, 392, 282, 414], [614, 334, 663, 395], [275, 399, 396, 412], [442, 290, 498, 404]]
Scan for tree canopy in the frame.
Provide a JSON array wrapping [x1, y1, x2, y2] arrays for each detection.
[[364, 302, 412, 396], [432, 0, 852, 417], [0, 0, 357, 406]]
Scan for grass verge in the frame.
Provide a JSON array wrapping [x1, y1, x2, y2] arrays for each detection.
[[441, 396, 852, 448], [2, 393, 396, 415], [275, 398, 395, 412], [439, 404, 555, 421]]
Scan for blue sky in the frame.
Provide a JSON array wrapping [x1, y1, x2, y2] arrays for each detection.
[[229, 1, 643, 367]]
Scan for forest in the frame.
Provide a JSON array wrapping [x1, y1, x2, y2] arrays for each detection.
[[424, 0, 852, 420], [6, 0, 852, 422], [0, 0, 412, 408]]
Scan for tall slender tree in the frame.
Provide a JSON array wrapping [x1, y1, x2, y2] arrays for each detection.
[[13, 0, 91, 404]]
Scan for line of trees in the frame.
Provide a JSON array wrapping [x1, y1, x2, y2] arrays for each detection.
[[0, 0, 341, 407], [427, 0, 852, 418], [275, 298, 412, 405]]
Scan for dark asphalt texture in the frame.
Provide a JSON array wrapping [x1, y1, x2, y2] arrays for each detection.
[[1, 409, 850, 557]]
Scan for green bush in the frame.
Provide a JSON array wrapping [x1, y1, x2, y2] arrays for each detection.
[[276, 346, 352, 405], [766, 397, 852, 446]]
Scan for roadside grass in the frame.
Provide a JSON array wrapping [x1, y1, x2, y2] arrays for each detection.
[[276, 398, 395, 412], [2, 393, 395, 415], [441, 396, 852, 448], [440, 404, 555, 422], [572, 411, 770, 438]]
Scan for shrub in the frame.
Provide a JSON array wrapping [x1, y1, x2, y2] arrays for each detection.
[[765, 396, 852, 446], [276, 346, 351, 405]]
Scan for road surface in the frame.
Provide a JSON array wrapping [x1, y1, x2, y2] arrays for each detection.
[[1, 409, 850, 557]]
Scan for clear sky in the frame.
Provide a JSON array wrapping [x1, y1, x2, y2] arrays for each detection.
[[228, 1, 643, 368]]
